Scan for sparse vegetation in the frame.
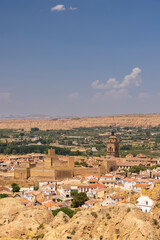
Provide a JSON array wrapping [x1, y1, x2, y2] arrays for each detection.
[[52, 207, 74, 218], [106, 213, 111, 219], [37, 233, 44, 238], [71, 229, 76, 235], [127, 207, 131, 213], [38, 224, 44, 229], [91, 212, 98, 218]]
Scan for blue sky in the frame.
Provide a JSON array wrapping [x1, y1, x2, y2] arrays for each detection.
[[0, 0, 160, 117]]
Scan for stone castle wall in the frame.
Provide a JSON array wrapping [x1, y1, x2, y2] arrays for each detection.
[[74, 167, 101, 177]]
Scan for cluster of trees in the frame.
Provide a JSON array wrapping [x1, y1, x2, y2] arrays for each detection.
[[122, 166, 146, 174], [122, 164, 160, 175], [0, 143, 83, 156], [129, 166, 146, 173], [120, 144, 132, 150], [149, 164, 160, 170], [30, 128, 40, 132]]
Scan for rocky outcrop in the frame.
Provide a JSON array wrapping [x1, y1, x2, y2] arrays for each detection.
[[0, 198, 159, 240], [44, 204, 159, 240], [0, 198, 53, 239]]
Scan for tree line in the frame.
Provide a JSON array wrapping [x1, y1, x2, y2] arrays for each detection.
[[0, 143, 83, 156]]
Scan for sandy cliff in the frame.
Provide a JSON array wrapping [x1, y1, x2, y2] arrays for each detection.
[[0, 198, 160, 240], [0, 114, 160, 131]]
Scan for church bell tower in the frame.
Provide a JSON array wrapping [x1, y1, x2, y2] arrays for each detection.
[[107, 132, 119, 157]]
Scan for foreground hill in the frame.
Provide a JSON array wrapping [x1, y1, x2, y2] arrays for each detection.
[[0, 198, 160, 240], [0, 114, 160, 131]]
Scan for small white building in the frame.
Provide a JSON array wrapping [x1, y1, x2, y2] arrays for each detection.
[[136, 195, 153, 213]]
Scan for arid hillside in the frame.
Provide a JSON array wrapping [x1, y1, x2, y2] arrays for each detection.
[[0, 114, 160, 131], [0, 198, 160, 240]]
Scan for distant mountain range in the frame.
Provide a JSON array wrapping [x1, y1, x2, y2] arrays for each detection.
[[0, 114, 74, 120]]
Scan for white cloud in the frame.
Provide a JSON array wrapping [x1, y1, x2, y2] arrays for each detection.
[[68, 92, 79, 101], [69, 6, 78, 11], [104, 89, 131, 99], [51, 5, 78, 12], [51, 5, 66, 12], [91, 67, 142, 90], [93, 89, 131, 101]]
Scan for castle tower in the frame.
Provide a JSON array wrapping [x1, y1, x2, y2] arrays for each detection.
[[107, 132, 119, 157], [44, 148, 58, 168]]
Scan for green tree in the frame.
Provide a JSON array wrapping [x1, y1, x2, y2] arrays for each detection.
[[81, 162, 88, 167], [0, 194, 9, 199], [74, 161, 80, 166], [71, 192, 89, 208], [11, 183, 20, 192], [31, 127, 39, 132]]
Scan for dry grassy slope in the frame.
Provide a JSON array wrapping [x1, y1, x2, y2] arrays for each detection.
[[0, 114, 160, 131]]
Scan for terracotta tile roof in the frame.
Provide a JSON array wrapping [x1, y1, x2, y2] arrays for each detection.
[[133, 184, 148, 188], [88, 180, 98, 183], [37, 198, 49, 204], [43, 201, 59, 208], [117, 199, 128, 204], [20, 198, 32, 206], [135, 179, 149, 183]]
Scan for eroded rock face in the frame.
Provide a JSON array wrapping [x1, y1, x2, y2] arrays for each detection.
[[44, 204, 159, 240], [0, 199, 159, 240], [0, 198, 53, 238]]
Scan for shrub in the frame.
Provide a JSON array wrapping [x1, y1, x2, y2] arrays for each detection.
[[71, 229, 76, 235], [37, 233, 44, 238], [38, 224, 44, 229], [57, 198, 62, 202], [0, 194, 9, 199], [153, 219, 158, 225], [91, 212, 98, 218], [34, 186, 39, 191], [106, 213, 111, 219], [127, 207, 131, 213], [52, 207, 74, 218]]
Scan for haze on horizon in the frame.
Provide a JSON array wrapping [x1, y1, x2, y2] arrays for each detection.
[[0, 0, 160, 117]]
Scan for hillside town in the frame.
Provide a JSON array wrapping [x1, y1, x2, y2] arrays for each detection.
[[1, 132, 160, 216]]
